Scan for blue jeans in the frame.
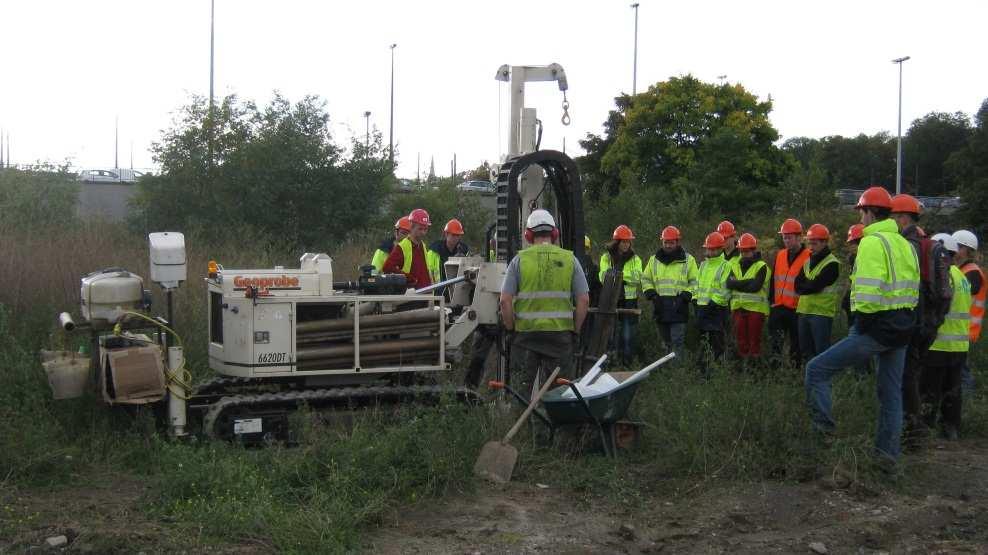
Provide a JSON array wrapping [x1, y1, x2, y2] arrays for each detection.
[[798, 314, 833, 360], [613, 315, 638, 365], [805, 325, 907, 460], [657, 322, 686, 356]]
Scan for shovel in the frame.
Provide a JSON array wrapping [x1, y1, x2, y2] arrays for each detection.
[[473, 366, 561, 483]]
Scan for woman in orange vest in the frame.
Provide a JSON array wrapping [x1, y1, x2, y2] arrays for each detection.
[[953, 229, 984, 392], [768, 218, 811, 366]]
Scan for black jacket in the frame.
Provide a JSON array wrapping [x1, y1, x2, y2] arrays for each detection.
[[429, 239, 469, 280], [647, 246, 692, 324], [794, 246, 840, 295], [726, 252, 768, 294]]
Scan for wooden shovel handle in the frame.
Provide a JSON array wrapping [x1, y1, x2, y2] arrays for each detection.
[[502, 367, 561, 444]]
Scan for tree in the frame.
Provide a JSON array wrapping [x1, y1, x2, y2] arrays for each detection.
[[465, 161, 493, 182], [904, 111, 972, 196], [580, 76, 793, 217], [948, 99, 988, 233], [132, 93, 391, 250]]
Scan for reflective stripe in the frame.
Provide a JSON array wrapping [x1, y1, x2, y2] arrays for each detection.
[[779, 290, 799, 298], [515, 291, 572, 300], [517, 311, 574, 320], [853, 293, 920, 305], [852, 277, 921, 291], [973, 316, 984, 325], [947, 312, 972, 320], [935, 333, 970, 342], [975, 299, 986, 308]]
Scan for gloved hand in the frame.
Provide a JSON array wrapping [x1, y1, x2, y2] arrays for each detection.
[[679, 291, 692, 304], [644, 290, 657, 301]]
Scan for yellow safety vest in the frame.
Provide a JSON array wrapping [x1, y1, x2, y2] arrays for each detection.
[[850, 219, 919, 314], [796, 253, 841, 317], [931, 266, 972, 352], [599, 252, 643, 300], [697, 253, 731, 307], [642, 253, 698, 297], [514, 244, 576, 332], [729, 259, 769, 315]]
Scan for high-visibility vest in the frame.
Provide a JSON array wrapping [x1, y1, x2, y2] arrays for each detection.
[[371, 248, 389, 273], [796, 253, 841, 317], [425, 249, 442, 284], [850, 219, 920, 314], [514, 244, 576, 332], [599, 252, 643, 300], [642, 253, 698, 297], [961, 262, 986, 342], [729, 259, 770, 315], [773, 248, 811, 309], [397, 237, 433, 286], [697, 253, 731, 307], [931, 266, 972, 352]]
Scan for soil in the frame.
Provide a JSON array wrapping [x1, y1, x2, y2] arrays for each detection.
[[3, 440, 987, 553]]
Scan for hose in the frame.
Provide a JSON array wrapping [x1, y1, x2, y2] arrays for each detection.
[[114, 311, 193, 400]]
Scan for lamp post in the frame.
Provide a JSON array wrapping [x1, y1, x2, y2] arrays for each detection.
[[389, 43, 397, 171], [363, 111, 371, 151], [892, 56, 910, 194], [631, 3, 640, 95]]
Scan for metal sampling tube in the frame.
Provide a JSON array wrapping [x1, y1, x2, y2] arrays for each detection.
[[296, 349, 440, 369], [296, 322, 437, 344], [295, 307, 439, 334], [296, 337, 439, 361], [58, 312, 76, 331], [413, 274, 468, 295]]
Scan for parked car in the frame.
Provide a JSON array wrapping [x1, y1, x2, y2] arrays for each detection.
[[456, 180, 495, 195], [77, 168, 145, 183]]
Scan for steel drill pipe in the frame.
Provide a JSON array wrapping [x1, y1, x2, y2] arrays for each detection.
[[296, 337, 440, 361], [295, 308, 440, 334], [296, 350, 440, 370], [296, 322, 438, 343]]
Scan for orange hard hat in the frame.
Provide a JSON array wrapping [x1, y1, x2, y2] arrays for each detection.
[[890, 194, 922, 215], [612, 225, 635, 241], [805, 223, 830, 241], [738, 233, 757, 250], [778, 218, 803, 235], [408, 208, 431, 227], [703, 232, 726, 249], [855, 186, 893, 210], [444, 218, 464, 235], [394, 216, 412, 232], [716, 220, 736, 238], [846, 223, 864, 243], [660, 226, 681, 241]]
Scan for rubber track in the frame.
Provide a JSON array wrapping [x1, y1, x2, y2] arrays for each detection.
[[202, 384, 478, 439]]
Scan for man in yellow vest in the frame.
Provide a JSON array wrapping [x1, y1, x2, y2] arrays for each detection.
[[695, 232, 732, 371], [795, 224, 841, 360], [920, 234, 972, 440], [805, 187, 919, 463], [382, 208, 433, 288], [642, 225, 698, 355], [599, 225, 643, 365], [500, 209, 590, 393], [952, 229, 984, 393], [725, 233, 769, 360], [372, 216, 412, 272], [770, 218, 811, 366]]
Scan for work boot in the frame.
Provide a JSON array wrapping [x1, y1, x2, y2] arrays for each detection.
[[902, 418, 931, 453]]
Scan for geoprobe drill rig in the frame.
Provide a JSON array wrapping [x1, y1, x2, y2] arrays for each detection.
[[49, 63, 594, 441]]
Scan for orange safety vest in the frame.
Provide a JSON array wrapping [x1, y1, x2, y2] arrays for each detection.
[[773, 248, 811, 309], [961, 262, 986, 342]]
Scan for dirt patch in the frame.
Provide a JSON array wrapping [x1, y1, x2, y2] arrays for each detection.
[[370, 440, 988, 554]]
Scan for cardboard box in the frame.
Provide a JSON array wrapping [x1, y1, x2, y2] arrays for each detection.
[[99, 341, 166, 404]]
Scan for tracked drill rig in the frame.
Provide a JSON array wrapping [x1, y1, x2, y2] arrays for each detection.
[[50, 63, 592, 441]]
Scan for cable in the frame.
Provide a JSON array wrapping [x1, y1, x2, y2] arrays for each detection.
[[115, 311, 192, 399]]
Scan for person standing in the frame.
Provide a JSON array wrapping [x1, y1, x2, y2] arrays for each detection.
[[383, 209, 433, 288], [642, 225, 698, 355], [952, 229, 984, 392], [921, 234, 972, 440], [725, 233, 770, 360], [770, 218, 811, 366], [428, 219, 470, 288], [841, 224, 865, 328], [717, 221, 739, 264], [499, 209, 590, 393], [695, 232, 732, 370], [805, 186, 919, 464], [599, 225, 643, 365], [795, 224, 841, 360], [372, 217, 412, 272]]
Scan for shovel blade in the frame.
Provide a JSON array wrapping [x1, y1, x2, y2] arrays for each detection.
[[473, 441, 518, 483]]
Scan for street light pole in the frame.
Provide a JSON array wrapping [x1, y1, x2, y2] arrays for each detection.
[[363, 111, 371, 152], [389, 43, 397, 172], [892, 56, 910, 194], [631, 3, 640, 95]]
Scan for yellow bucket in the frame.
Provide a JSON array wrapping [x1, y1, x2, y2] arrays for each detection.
[[41, 351, 92, 400]]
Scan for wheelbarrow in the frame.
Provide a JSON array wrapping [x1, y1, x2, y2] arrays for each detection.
[[490, 352, 676, 457]]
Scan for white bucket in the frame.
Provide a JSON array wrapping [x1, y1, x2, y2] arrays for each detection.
[[41, 351, 92, 400]]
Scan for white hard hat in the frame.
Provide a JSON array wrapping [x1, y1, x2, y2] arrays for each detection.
[[526, 209, 556, 231], [931, 233, 958, 253], [953, 229, 979, 250]]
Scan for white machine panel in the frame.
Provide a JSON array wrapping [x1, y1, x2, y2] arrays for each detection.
[[252, 302, 294, 373], [148, 232, 187, 289]]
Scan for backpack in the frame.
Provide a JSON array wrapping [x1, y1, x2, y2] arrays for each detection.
[[915, 236, 952, 337]]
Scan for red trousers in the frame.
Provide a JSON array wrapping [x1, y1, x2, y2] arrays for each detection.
[[733, 309, 765, 358]]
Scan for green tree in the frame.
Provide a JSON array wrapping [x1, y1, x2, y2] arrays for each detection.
[[132, 93, 391, 250], [580, 76, 793, 217], [948, 99, 988, 233], [904, 111, 972, 196]]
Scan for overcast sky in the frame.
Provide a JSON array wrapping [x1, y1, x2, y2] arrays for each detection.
[[1, 0, 985, 178]]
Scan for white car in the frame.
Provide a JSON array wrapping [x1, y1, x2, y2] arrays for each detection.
[[456, 180, 495, 195], [78, 168, 145, 183]]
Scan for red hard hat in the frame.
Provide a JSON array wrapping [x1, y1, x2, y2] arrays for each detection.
[[778, 218, 803, 235], [716, 220, 736, 238], [408, 208, 431, 227], [612, 225, 635, 241], [846, 223, 864, 243], [660, 226, 681, 241], [737, 233, 757, 250], [805, 223, 830, 241], [855, 186, 893, 210], [890, 194, 922, 215], [444, 218, 464, 235], [703, 232, 726, 249], [394, 216, 412, 232]]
